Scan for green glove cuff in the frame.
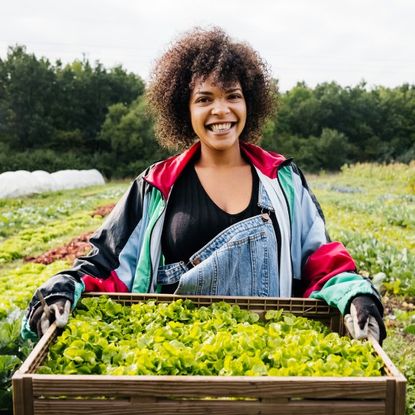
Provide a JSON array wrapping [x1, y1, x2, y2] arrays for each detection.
[[309, 272, 378, 315], [21, 315, 38, 341]]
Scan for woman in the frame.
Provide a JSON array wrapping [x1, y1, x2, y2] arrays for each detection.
[[23, 27, 386, 343]]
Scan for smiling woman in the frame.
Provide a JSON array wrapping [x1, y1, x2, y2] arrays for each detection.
[[146, 26, 276, 149], [24, 27, 386, 349]]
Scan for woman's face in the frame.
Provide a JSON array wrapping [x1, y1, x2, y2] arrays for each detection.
[[189, 75, 247, 152]]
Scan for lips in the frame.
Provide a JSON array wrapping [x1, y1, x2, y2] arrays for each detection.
[[206, 122, 236, 132]]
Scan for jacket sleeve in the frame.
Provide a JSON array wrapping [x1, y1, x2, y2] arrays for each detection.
[[23, 172, 150, 336], [289, 165, 383, 315]]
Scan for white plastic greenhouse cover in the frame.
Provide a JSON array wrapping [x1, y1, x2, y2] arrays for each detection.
[[0, 169, 105, 199]]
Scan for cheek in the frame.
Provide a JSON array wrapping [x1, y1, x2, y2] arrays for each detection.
[[239, 104, 247, 125], [189, 114, 198, 132], [188, 108, 196, 130], [190, 109, 204, 129], [242, 102, 248, 123]]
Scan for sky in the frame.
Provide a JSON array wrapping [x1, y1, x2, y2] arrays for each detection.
[[1, 0, 414, 91]]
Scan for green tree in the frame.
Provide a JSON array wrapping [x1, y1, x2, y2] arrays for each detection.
[[0, 45, 57, 150], [0, 46, 146, 174], [50, 59, 145, 152], [316, 128, 351, 170], [275, 82, 321, 138], [376, 84, 415, 161], [99, 97, 170, 177], [270, 81, 415, 169]]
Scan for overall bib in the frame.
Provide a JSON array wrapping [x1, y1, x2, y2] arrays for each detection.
[[157, 213, 279, 296]]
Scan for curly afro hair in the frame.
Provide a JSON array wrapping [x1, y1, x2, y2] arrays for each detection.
[[146, 27, 278, 150]]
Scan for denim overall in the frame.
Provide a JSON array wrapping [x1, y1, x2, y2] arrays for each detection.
[[157, 212, 279, 296]]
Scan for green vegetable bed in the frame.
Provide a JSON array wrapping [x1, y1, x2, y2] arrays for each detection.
[[38, 297, 383, 377]]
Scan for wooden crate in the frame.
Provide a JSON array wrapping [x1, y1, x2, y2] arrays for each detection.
[[13, 294, 406, 415]]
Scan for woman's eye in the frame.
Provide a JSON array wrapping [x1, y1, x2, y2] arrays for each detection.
[[195, 97, 210, 103], [228, 93, 242, 100]]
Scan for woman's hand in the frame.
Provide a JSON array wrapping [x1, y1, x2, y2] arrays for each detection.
[[29, 295, 71, 338], [344, 295, 386, 344]]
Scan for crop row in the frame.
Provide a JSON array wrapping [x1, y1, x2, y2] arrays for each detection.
[[0, 213, 103, 264], [310, 165, 415, 297], [314, 189, 414, 245], [0, 183, 127, 239], [0, 261, 70, 319], [340, 162, 415, 189]]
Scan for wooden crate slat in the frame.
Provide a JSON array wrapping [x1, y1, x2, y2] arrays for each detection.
[[84, 293, 334, 314], [31, 375, 387, 399], [370, 338, 406, 381], [369, 337, 407, 415], [33, 398, 386, 415], [12, 374, 34, 415], [385, 378, 396, 415], [17, 323, 58, 375]]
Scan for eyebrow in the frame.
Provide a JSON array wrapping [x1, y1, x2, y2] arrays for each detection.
[[193, 87, 242, 96]]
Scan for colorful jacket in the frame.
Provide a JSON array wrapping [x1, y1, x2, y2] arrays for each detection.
[[22, 142, 381, 339]]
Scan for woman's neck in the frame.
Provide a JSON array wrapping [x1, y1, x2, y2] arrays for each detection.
[[196, 141, 247, 168]]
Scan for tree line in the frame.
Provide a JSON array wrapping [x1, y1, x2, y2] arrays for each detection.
[[262, 81, 415, 171], [1, 46, 414, 178]]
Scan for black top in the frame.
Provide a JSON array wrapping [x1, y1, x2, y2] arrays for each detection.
[[161, 160, 261, 265]]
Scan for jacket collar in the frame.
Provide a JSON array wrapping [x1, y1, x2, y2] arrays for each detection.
[[144, 141, 287, 199]]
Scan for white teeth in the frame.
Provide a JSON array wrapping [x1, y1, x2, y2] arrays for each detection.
[[209, 122, 232, 132]]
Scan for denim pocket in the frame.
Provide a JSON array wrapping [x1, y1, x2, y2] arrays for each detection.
[[157, 261, 189, 285], [174, 220, 278, 296]]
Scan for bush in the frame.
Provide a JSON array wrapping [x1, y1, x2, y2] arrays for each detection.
[[0, 150, 92, 173], [268, 129, 351, 172]]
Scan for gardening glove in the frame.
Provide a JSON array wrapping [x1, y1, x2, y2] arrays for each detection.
[[344, 295, 386, 345], [29, 295, 71, 338]]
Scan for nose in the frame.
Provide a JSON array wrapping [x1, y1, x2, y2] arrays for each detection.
[[211, 100, 230, 116]]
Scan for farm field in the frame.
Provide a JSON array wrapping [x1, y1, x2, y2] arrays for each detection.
[[309, 162, 415, 414], [0, 163, 414, 414]]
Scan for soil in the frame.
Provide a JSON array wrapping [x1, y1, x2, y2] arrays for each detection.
[[24, 204, 115, 265], [384, 294, 415, 314], [24, 232, 93, 265], [91, 203, 115, 217]]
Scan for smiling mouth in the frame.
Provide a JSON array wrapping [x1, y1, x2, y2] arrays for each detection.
[[206, 122, 236, 132]]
